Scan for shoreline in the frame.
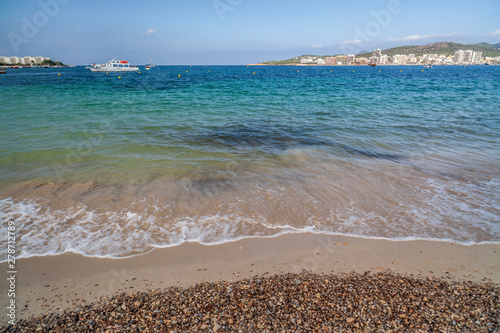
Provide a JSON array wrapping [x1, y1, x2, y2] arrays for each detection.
[[4, 231, 500, 263], [247, 63, 499, 66], [1, 233, 499, 325]]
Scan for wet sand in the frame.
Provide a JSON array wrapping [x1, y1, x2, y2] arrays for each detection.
[[1, 233, 499, 326]]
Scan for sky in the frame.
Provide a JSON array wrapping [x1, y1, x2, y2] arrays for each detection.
[[0, 0, 499, 65]]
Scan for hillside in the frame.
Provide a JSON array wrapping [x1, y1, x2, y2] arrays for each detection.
[[261, 55, 332, 65], [261, 56, 306, 65], [357, 42, 500, 58], [260, 42, 500, 65]]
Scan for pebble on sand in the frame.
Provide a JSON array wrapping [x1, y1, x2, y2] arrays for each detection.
[[3, 271, 499, 332]]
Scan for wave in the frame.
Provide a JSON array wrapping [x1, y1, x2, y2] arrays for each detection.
[[2, 185, 499, 263]]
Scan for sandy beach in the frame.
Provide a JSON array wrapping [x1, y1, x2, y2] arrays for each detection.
[[1, 233, 499, 329]]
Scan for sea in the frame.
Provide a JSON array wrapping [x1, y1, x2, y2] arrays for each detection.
[[1, 65, 499, 261]]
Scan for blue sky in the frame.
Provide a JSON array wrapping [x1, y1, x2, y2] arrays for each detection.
[[1, 0, 499, 65]]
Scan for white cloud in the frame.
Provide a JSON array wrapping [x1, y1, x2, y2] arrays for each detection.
[[312, 44, 323, 48], [341, 39, 362, 45], [389, 33, 458, 42], [146, 28, 156, 35], [389, 35, 422, 42], [492, 29, 500, 36]]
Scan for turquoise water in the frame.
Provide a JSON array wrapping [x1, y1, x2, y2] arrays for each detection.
[[1, 65, 499, 259]]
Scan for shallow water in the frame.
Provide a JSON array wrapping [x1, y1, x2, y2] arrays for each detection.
[[1, 65, 499, 260]]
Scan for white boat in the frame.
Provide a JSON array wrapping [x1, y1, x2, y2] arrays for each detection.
[[145, 57, 155, 70], [88, 59, 139, 72], [423, 64, 432, 68]]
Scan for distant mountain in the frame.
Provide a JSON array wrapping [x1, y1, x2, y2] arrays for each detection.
[[356, 42, 500, 58], [476, 42, 500, 49], [258, 42, 500, 65]]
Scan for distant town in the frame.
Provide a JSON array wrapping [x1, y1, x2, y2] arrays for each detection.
[[255, 42, 500, 66], [293, 49, 497, 66], [0, 56, 65, 67]]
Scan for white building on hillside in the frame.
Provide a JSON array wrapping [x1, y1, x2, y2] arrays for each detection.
[[23, 56, 36, 65], [454, 50, 465, 63], [463, 50, 473, 63], [0, 55, 51, 66], [472, 51, 482, 64], [346, 55, 356, 64], [35, 56, 48, 65]]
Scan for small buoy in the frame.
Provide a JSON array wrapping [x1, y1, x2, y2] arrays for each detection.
[[330, 71, 332, 73], [118, 76, 121, 79], [178, 74, 181, 77], [353, 71, 355, 72], [138, 71, 141, 73], [106, 73, 108, 75], [422, 70, 424, 72], [298, 70, 300, 72], [253, 72, 255, 74], [400, 70, 403, 72], [378, 70, 380, 72], [208, 70, 210, 72], [186, 71, 188, 72], [58, 73, 61, 76]]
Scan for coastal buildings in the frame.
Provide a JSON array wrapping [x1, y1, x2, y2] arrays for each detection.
[[472, 51, 483, 64], [335, 55, 347, 65], [392, 54, 408, 65], [454, 50, 474, 64], [292, 48, 494, 66], [324, 57, 335, 65], [0, 55, 51, 66], [453, 50, 465, 63], [453, 50, 483, 64], [300, 57, 318, 65], [422, 54, 438, 63], [369, 49, 383, 64], [356, 57, 369, 65]]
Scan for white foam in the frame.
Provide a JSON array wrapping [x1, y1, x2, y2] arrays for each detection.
[[1, 174, 500, 264]]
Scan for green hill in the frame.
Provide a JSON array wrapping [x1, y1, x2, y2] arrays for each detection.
[[357, 42, 500, 58], [261, 55, 329, 65], [261, 56, 302, 65]]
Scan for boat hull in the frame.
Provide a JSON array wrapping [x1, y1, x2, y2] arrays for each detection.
[[90, 67, 139, 72], [88, 59, 139, 72]]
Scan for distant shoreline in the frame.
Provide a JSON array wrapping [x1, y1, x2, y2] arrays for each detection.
[[0, 65, 70, 69], [247, 63, 498, 66]]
